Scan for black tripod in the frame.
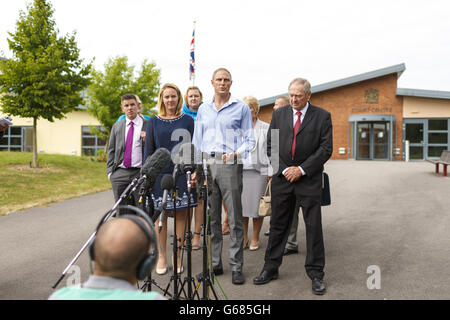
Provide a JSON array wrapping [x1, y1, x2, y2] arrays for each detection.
[[178, 168, 200, 300], [197, 181, 219, 299], [139, 190, 169, 296], [156, 166, 188, 300]]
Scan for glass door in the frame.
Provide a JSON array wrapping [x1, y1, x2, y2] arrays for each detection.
[[357, 123, 370, 159], [356, 122, 389, 160], [404, 121, 425, 160], [373, 122, 389, 159]]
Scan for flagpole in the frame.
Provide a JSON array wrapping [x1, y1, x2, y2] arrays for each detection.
[[190, 21, 196, 86]]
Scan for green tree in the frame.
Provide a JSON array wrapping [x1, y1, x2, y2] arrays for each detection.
[[87, 56, 160, 149], [0, 0, 91, 167]]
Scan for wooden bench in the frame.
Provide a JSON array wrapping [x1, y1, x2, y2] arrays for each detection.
[[426, 150, 450, 177]]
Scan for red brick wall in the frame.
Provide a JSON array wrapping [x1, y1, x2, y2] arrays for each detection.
[[258, 74, 404, 160]]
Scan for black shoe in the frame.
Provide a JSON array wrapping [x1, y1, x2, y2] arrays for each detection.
[[213, 267, 224, 276], [264, 231, 270, 236], [253, 270, 279, 285], [283, 248, 299, 256], [232, 271, 245, 285], [312, 278, 326, 295]]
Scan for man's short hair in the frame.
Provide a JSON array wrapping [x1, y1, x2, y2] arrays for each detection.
[[212, 67, 232, 80], [276, 96, 289, 105], [121, 94, 138, 103], [288, 78, 311, 95], [94, 218, 150, 275]]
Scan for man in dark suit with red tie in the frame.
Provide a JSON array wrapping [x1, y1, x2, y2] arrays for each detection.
[[253, 78, 333, 295]]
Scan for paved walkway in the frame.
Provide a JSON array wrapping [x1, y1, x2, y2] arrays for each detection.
[[0, 160, 448, 300]]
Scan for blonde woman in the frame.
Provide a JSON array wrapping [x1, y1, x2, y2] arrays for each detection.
[[143, 83, 197, 275], [241, 96, 270, 251]]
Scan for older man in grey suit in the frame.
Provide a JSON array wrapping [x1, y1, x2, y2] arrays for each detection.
[[107, 94, 146, 211]]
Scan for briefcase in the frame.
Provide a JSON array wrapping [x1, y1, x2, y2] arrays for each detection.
[[321, 172, 331, 206]]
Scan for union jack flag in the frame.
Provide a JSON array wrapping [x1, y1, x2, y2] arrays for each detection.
[[189, 24, 195, 82]]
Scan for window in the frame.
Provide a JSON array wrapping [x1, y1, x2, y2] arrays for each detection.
[[427, 119, 449, 158], [0, 126, 33, 152], [429, 119, 447, 131], [81, 126, 106, 156]]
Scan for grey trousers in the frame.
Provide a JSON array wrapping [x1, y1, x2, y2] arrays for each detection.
[[285, 200, 301, 250], [110, 167, 141, 214], [208, 163, 244, 272]]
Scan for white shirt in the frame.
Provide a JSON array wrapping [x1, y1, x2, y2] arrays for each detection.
[[282, 102, 309, 177], [119, 115, 143, 169], [292, 102, 309, 127]]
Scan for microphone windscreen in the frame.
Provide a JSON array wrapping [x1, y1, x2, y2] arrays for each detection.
[[141, 147, 171, 188], [160, 174, 175, 190]]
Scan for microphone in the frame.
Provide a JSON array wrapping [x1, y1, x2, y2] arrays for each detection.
[[141, 147, 171, 187], [135, 147, 171, 197], [196, 152, 213, 195], [158, 174, 175, 232], [179, 143, 197, 192]]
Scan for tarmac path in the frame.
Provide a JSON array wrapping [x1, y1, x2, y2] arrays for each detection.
[[1, 160, 449, 300]]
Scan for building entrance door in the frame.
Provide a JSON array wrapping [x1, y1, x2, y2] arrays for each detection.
[[356, 122, 389, 160], [404, 120, 425, 160]]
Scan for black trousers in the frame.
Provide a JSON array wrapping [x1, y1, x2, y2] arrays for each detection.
[[264, 175, 325, 280]]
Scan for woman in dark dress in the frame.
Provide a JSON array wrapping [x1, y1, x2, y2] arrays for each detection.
[[144, 83, 197, 275]]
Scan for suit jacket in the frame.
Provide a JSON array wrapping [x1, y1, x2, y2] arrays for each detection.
[[245, 119, 271, 174], [106, 118, 147, 175], [267, 103, 333, 197]]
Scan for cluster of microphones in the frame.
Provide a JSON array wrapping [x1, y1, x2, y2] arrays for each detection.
[[135, 144, 213, 231]]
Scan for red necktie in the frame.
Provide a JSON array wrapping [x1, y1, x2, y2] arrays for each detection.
[[291, 111, 302, 158]]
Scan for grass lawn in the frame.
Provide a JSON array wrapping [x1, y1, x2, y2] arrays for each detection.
[[0, 152, 111, 215]]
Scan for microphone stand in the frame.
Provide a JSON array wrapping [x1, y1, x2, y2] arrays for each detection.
[[52, 175, 141, 289], [162, 164, 185, 300], [138, 182, 163, 295], [179, 167, 199, 300], [197, 163, 219, 300]]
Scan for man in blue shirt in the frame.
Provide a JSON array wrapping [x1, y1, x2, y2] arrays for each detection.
[[192, 68, 255, 285]]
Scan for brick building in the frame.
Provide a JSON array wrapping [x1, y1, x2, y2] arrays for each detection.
[[258, 64, 450, 161]]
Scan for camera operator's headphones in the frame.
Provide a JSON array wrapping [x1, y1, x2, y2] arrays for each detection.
[[89, 206, 158, 280]]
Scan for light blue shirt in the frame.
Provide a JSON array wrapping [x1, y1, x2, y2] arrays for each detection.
[[193, 95, 256, 159], [48, 275, 166, 300]]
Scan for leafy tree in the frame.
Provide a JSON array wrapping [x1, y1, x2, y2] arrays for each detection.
[[0, 0, 91, 167], [87, 56, 161, 148]]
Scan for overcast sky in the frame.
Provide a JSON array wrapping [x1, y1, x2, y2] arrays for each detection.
[[1, 0, 450, 102]]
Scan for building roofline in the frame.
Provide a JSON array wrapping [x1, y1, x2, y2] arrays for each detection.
[[259, 63, 406, 107], [396, 88, 450, 100]]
